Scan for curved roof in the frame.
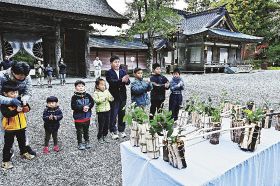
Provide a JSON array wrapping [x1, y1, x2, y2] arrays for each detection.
[[89, 35, 168, 50], [208, 28, 263, 43], [178, 6, 263, 43], [0, 0, 128, 26]]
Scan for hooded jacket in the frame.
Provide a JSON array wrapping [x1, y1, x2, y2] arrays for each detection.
[[43, 106, 63, 132], [131, 78, 153, 107], [71, 92, 94, 122], [93, 89, 114, 113], [1, 103, 30, 131]]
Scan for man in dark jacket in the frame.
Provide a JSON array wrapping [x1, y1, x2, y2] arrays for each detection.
[[106, 55, 130, 139], [0, 56, 13, 71]]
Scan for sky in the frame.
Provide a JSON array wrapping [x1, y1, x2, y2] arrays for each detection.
[[93, 0, 188, 35]]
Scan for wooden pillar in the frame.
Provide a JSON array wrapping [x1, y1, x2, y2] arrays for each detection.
[[136, 51, 139, 68], [55, 24, 62, 75], [0, 34, 3, 62], [124, 51, 126, 65], [85, 31, 91, 77]]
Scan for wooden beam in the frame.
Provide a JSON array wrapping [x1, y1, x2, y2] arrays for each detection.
[[55, 24, 62, 76], [0, 34, 3, 61], [85, 32, 91, 77]]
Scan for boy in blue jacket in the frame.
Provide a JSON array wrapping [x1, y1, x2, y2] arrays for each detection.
[[169, 68, 184, 121], [131, 68, 153, 108], [71, 80, 94, 150]]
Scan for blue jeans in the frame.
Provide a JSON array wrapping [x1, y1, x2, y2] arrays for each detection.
[[169, 94, 182, 121], [59, 73, 66, 84], [109, 100, 126, 133]]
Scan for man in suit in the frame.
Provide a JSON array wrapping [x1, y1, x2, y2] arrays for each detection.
[[106, 55, 130, 139]]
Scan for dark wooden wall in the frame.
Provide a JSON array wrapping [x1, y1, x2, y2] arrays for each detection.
[[64, 30, 87, 77], [90, 48, 148, 71]]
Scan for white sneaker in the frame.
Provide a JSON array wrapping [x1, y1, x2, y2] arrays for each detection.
[[119, 132, 127, 138], [111, 132, 119, 140]]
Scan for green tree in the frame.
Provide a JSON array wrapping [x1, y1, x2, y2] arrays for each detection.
[[124, 0, 180, 71], [212, 0, 279, 41], [185, 0, 215, 12]]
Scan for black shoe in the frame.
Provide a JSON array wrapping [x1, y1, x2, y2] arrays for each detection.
[[26, 146, 37, 156]]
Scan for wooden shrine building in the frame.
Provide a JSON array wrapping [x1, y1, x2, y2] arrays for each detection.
[[89, 35, 173, 71], [176, 6, 263, 73], [0, 0, 128, 76]]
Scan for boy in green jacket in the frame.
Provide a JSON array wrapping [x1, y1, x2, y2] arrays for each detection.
[[93, 78, 114, 143]]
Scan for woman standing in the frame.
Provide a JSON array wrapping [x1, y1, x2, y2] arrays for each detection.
[[58, 58, 67, 86]]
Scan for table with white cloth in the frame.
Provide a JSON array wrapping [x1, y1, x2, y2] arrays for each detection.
[[121, 119, 280, 186]]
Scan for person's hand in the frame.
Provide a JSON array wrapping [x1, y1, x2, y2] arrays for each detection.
[[145, 78, 150, 83], [53, 116, 57, 120], [49, 115, 54, 120], [22, 100, 27, 106], [16, 106, 23, 112], [122, 75, 129, 83], [165, 82, 170, 88], [178, 81, 184, 87], [152, 82, 159, 86], [11, 98, 21, 107], [83, 106, 89, 112]]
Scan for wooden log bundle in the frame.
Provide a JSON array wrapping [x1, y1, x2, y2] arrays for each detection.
[[130, 121, 139, 147], [167, 139, 187, 169]]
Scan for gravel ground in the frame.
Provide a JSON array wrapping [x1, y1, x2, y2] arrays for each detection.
[[1, 70, 280, 186]]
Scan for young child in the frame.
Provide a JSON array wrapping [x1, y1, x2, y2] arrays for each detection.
[[131, 68, 153, 107], [45, 64, 53, 88], [93, 78, 114, 143], [105, 55, 130, 139], [150, 63, 169, 118], [1, 81, 34, 170], [71, 80, 94, 150], [42, 96, 63, 154], [169, 68, 184, 121]]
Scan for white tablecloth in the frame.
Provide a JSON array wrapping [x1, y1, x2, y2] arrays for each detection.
[[121, 119, 280, 186]]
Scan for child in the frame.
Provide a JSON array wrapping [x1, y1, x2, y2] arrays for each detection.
[[1, 81, 34, 170], [169, 68, 184, 121], [105, 55, 130, 140], [42, 96, 63, 153], [131, 68, 153, 107], [150, 63, 169, 118], [93, 78, 114, 143], [45, 64, 53, 88], [71, 80, 94, 150]]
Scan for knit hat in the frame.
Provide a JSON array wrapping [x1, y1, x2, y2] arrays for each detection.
[[46, 96, 58, 103]]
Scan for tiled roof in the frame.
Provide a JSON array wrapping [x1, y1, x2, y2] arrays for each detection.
[[178, 6, 262, 42], [0, 0, 127, 23], [179, 6, 231, 35], [89, 35, 167, 50], [208, 28, 263, 43]]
